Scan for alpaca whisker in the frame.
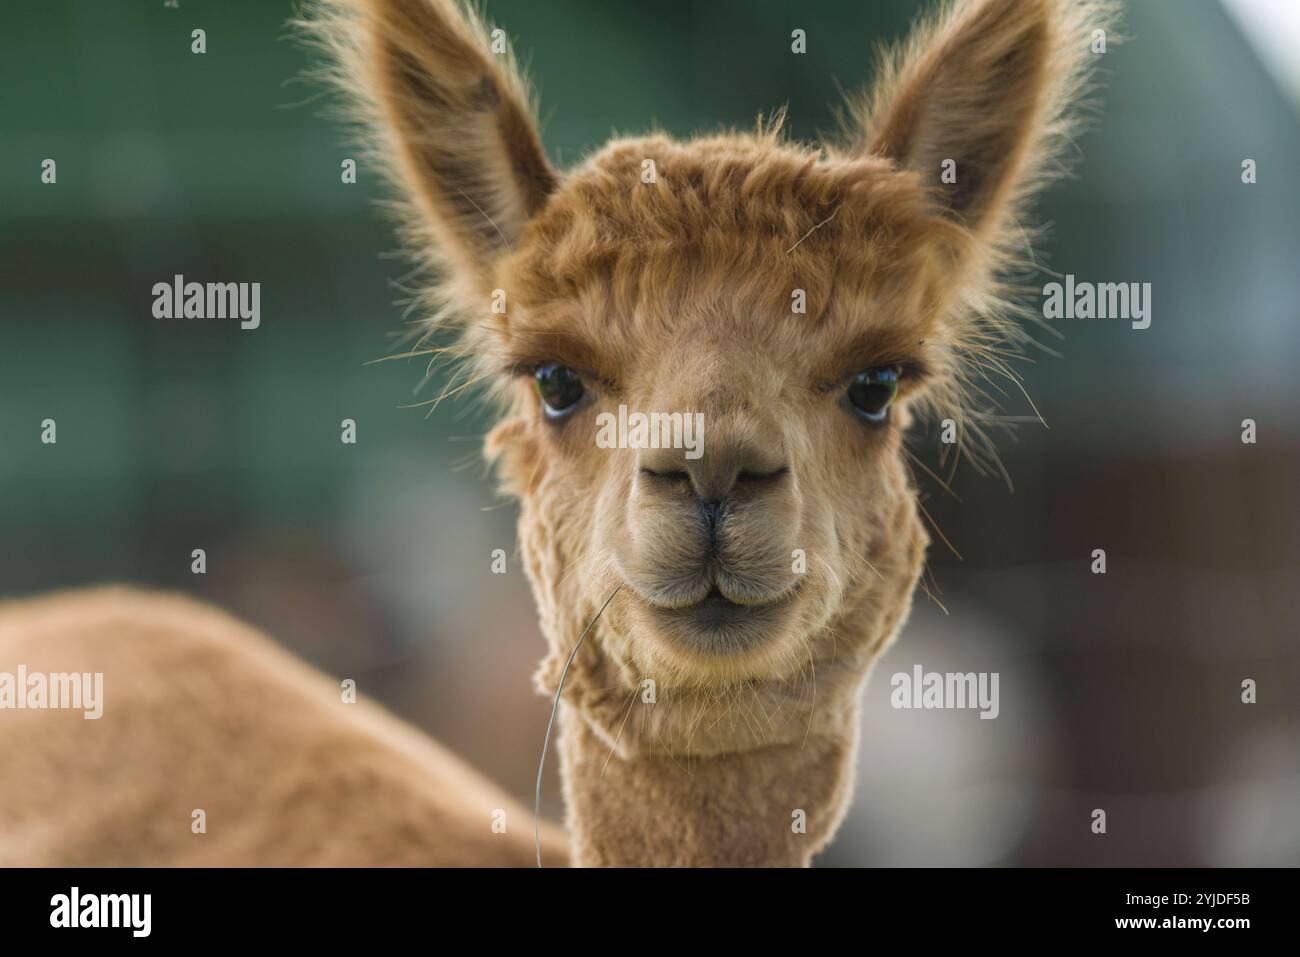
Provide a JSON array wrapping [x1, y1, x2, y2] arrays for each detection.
[[836, 541, 884, 583], [801, 639, 817, 749], [904, 448, 963, 503], [362, 344, 458, 365], [914, 496, 964, 562], [535, 582, 623, 868], [601, 685, 642, 776], [785, 210, 837, 255], [917, 575, 950, 616]]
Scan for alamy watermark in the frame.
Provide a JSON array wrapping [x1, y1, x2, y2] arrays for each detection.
[[596, 404, 705, 460], [890, 665, 999, 719], [0, 666, 103, 719], [152, 274, 260, 330], [50, 887, 150, 937], [1042, 274, 1151, 330]]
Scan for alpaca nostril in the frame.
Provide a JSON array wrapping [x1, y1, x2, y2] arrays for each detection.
[[736, 465, 789, 488], [640, 466, 690, 484]]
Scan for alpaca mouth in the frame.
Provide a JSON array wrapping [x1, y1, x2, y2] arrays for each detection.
[[641, 585, 799, 655], [682, 587, 767, 624]]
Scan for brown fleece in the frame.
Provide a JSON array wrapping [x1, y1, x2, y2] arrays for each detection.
[[0, 587, 566, 865]]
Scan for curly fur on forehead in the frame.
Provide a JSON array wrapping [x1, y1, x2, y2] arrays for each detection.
[[526, 131, 943, 249], [507, 128, 961, 309]]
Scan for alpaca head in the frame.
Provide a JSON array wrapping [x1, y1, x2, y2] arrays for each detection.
[[309, 0, 1114, 750]]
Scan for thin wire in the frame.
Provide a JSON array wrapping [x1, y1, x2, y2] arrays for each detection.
[[534, 583, 623, 867]]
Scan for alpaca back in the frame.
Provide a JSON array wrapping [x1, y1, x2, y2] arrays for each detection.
[[0, 587, 564, 866]]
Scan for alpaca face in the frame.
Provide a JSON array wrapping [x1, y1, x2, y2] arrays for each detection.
[[310, 0, 1112, 709], [488, 136, 947, 686]]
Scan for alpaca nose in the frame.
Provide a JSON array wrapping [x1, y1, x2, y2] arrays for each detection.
[[690, 438, 788, 506], [639, 438, 789, 513]]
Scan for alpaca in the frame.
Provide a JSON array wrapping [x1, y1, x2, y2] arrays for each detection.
[[0, 0, 1115, 866]]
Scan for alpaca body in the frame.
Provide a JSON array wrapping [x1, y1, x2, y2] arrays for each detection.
[[0, 586, 565, 866]]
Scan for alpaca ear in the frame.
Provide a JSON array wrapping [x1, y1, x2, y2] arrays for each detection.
[[856, 0, 1109, 234], [317, 0, 557, 288]]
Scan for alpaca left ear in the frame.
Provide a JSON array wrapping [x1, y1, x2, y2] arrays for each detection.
[[855, 0, 1112, 235]]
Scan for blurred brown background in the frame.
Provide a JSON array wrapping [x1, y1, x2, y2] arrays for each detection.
[[1, 0, 1297, 865]]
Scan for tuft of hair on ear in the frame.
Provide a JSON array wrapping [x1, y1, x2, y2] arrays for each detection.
[[293, 0, 557, 401], [835, 0, 1122, 486]]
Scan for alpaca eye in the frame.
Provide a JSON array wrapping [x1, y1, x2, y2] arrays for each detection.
[[847, 366, 901, 424], [535, 363, 586, 418]]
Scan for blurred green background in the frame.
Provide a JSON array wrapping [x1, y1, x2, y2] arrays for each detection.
[[1, 0, 1297, 865]]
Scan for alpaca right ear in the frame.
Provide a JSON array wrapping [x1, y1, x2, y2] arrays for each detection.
[[308, 0, 557, 290]]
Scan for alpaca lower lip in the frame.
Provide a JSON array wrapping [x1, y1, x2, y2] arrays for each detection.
[[683, 588, 760, 623], [646, 587, 795, 653]]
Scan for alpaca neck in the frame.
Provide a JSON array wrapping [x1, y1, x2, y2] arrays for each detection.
[[539, 504, 924, 867], [555, 663, 864, 867]]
